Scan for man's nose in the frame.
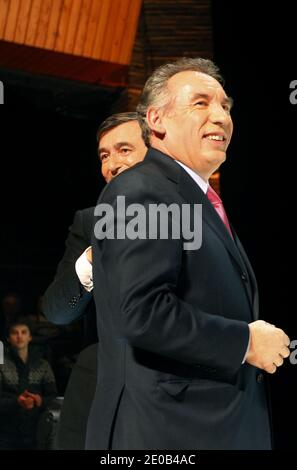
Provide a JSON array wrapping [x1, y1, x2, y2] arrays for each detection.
[[108, 155, 122, 176], [209, 104, 230, 125]]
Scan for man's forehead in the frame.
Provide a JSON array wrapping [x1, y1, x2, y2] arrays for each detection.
[[101, 121, 139, 141], [167, 70, 226, 99], [11, 325, 29, 331]]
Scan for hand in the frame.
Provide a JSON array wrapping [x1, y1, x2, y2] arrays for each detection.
[[246, 320, 290, 373], [17, 394, 34, 410], [24, 391, 43, 408], [86, 247, 92, 264]]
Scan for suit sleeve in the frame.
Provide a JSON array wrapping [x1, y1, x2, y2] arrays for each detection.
[[43, 210, 93, 325], [93, 173, 250, 376]]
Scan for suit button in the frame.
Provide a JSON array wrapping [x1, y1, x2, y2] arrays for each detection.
[[241, 272, 248, 282], [256, 373, 264, 384]]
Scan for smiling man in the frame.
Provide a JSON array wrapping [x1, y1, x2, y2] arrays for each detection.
[[87, 57, 290, 450], [99, 118, 147, 183], [151, 70, 233, 178]]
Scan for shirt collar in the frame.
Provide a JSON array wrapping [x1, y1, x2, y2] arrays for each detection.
[[176, 161, 209, 194]]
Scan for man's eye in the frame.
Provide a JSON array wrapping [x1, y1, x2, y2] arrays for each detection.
[[120, 148, 131, 154], [195, 101, 207, 106], [100, 154, 108, 161], [222, 104, 231, 112]]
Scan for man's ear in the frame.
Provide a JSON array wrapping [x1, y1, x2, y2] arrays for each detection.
[[146, 107, 166, 136]]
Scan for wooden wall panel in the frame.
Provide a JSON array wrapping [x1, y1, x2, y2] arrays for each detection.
[[120, 0, 142, 64], [82, 0, 101, 57], [43, 0, 61, 49], [99, 0, 120, 62], [15, 0, 33, 44], [109, 0, 129, 62], [53, 0, 71, 51], [0, 0, 142, 65], [25, 0, 42, 46], [73, 0, 93, 56], [63, 0, 82, 54], [35, 0, 52, 48], [3, 0, 20, 42], [91, 0, 110, 59], [0, 0, 11, 40]]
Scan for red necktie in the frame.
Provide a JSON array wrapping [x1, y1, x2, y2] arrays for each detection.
[[206, 185, 234, 239]]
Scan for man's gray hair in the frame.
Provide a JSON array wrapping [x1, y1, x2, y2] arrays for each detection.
[[136, 57, 224, 146]]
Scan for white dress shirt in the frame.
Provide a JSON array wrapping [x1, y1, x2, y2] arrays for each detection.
[[75, 246, 93, 292]]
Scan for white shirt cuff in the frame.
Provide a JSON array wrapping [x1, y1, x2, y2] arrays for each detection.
[[75, 247, 93, 292], [241, 329, 251, 364]]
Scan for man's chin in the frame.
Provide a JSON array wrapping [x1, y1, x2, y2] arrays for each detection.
[[206, 151, 227, 170], [14, 343, 26, 349]]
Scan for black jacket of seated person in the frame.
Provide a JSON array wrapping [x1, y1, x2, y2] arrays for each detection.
[[0, 345, 57, 449]]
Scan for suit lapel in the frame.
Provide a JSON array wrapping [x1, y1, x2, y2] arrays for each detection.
[[146, 148, 257, 319], [177, 168, 247, 275]]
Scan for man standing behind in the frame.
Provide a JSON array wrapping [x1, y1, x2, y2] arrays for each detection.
[[43, 112, 147, 344], [87, 58, 290, 450]]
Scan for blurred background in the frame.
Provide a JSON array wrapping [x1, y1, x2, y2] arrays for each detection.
[[0, 0, 296, 449]]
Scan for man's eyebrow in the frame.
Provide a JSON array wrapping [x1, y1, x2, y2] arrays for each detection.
[[114, 141, 134, 149], [98, 146, 108, 155], [190, 92, 234, 108], [98, 146, 109, 158], [190, 93, 210, 102]]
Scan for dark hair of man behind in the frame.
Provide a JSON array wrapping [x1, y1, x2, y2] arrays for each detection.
[[96, 112, 139, 144]]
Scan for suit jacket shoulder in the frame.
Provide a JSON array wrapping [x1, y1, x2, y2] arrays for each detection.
[[43, 207, 95, 325]]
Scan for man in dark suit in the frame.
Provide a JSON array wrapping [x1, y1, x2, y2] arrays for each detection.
[[43, 112, 148, 344], [42, 112, 147, 449], [87, 57, 290, 450]]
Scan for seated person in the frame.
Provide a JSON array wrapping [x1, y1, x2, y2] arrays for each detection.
[[0, 317, 57, 449]]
